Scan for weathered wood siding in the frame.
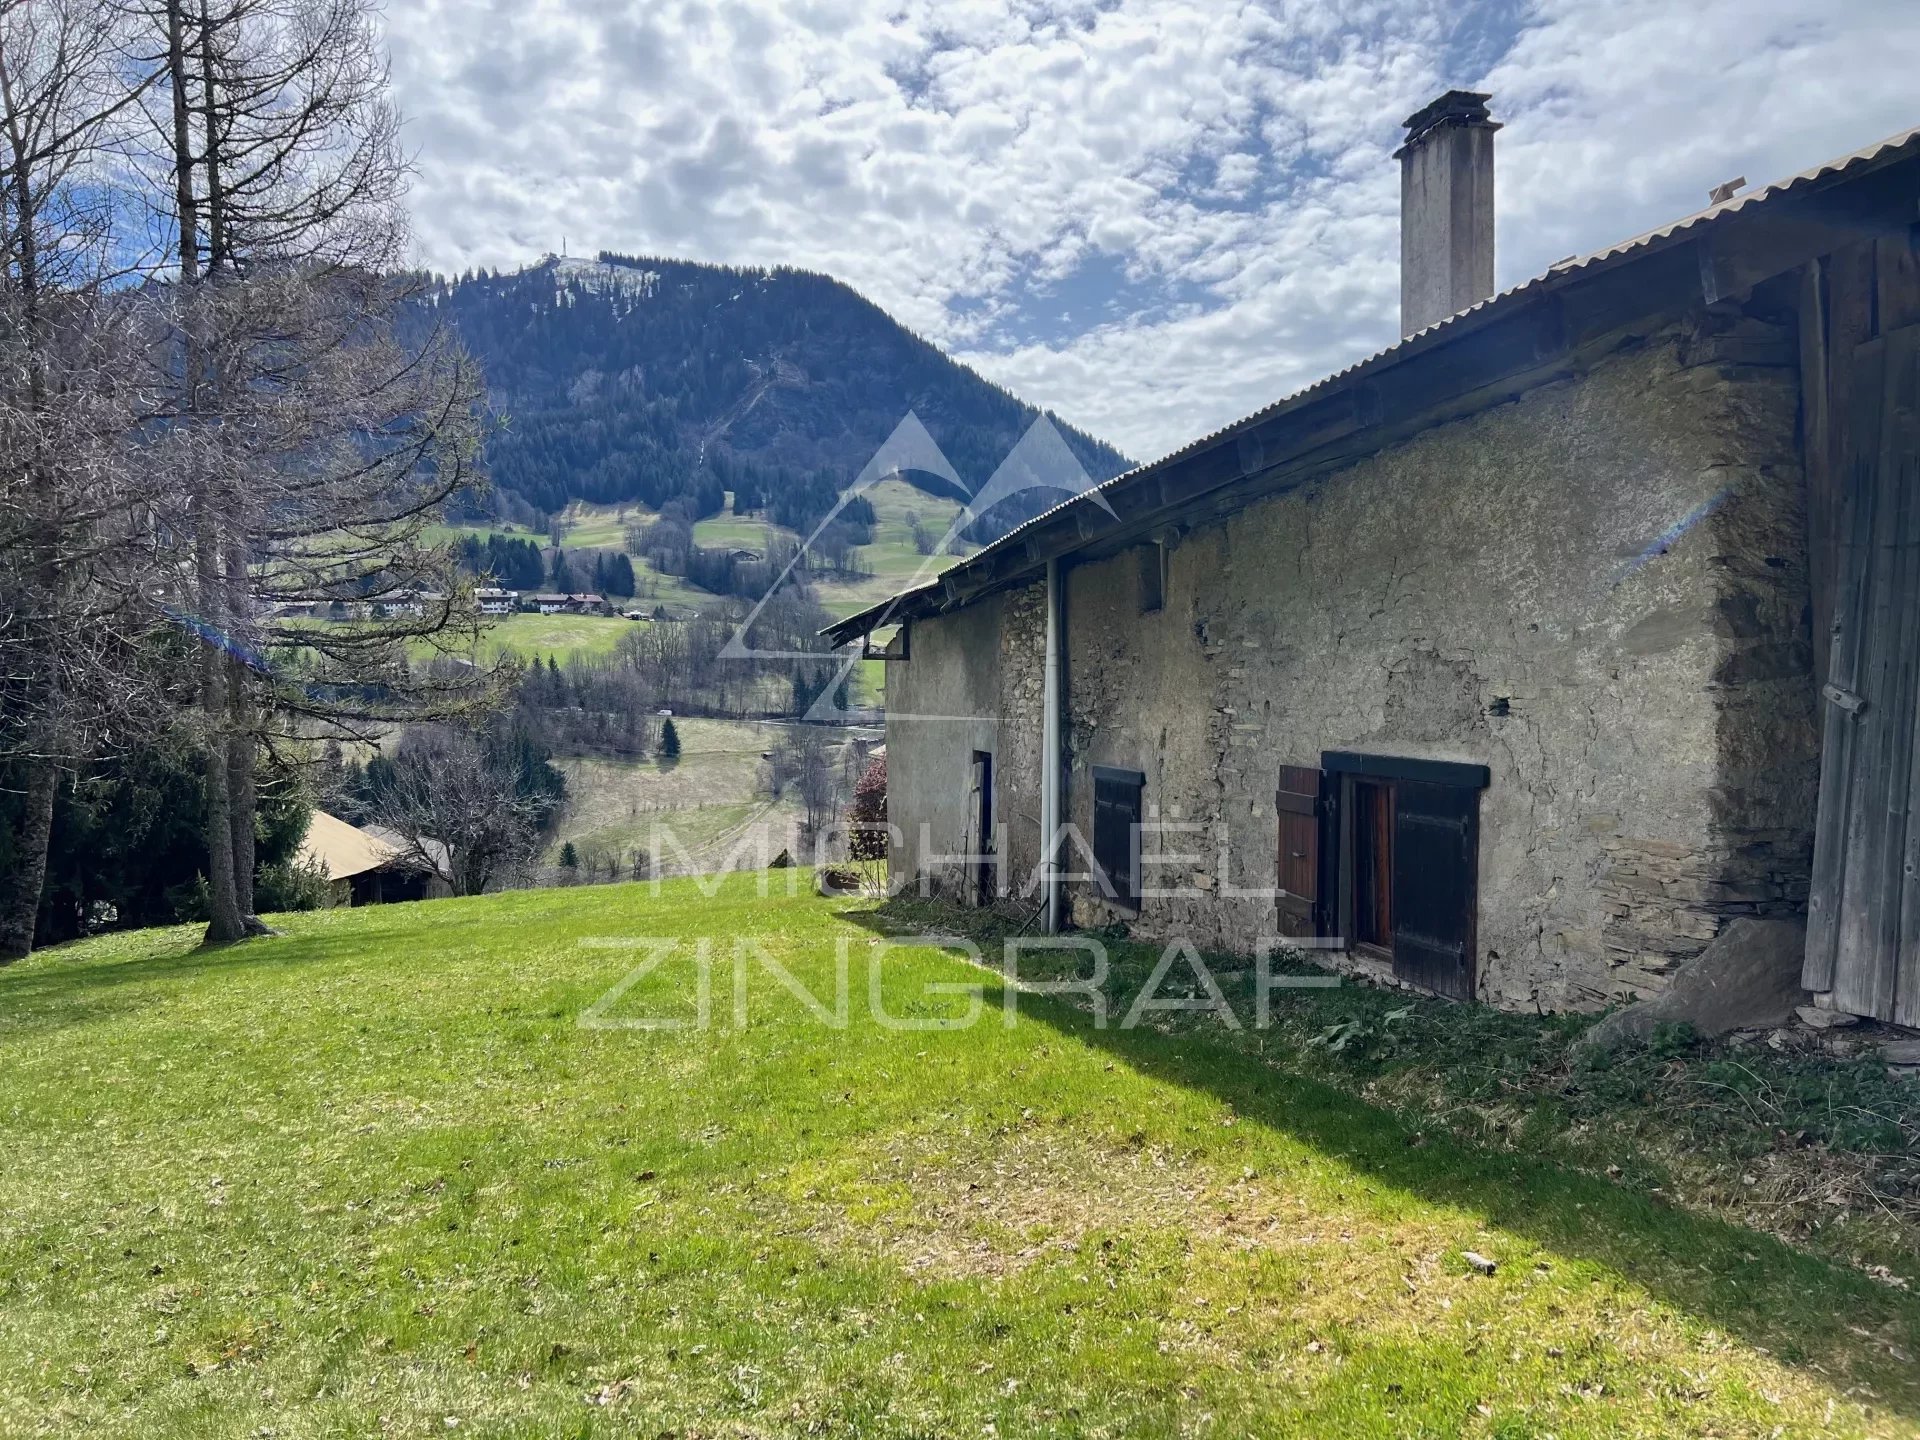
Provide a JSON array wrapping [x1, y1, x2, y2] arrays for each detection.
[[1804, 322, 1920, 1024]]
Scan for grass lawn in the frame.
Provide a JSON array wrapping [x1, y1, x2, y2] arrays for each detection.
[[422, 612, 640, 666], [862, 475, 964, 541], [690, 514, 776, 551], [3, 879, 1918, 1436], [426, 480, 976, 634], [683, 479, 973, 624], [546, 720, 799, 871], [555, 502, 643, 551]]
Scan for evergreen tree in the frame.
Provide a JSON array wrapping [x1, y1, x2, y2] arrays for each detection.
[[659, 719, 681, 761], [605, 553, 636, 598], [424, 256, 1133, 539]]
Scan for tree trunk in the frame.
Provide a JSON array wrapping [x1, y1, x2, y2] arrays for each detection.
[[223, 532, 268, 932], [200, 701, 245, 943], [227, 716, 256, 915], [166, 0, 199, 283], [0, 758, 58, 962], [198, 518, 245, 946], [226, 692, 276, 937]]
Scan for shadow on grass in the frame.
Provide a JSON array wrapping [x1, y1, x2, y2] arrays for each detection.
[[846, 904, 1920, 1420], [0, 910, 464, 1037]]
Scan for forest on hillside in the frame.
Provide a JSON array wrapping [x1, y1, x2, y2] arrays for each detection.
[[429, 256, 1132, 539]]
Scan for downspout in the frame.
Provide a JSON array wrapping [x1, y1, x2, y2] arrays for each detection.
[[1042, 557, 1063, 933]]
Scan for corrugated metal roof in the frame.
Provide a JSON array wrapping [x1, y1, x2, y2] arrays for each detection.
[[828, 123, 1920, 642]]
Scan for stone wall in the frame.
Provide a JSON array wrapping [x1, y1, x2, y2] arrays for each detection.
[[883, 582, 1047, 909], [994, 582, 1048, 898], [1048, 310, 1818, 1011]]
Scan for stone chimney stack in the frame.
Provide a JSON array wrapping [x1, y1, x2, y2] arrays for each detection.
[[1395, 90, 1500, 338]]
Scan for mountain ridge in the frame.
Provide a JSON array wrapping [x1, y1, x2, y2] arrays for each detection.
[[429, 253, 1133, 542]]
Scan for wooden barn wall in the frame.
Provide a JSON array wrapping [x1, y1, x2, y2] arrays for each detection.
[[1799, 235, 1920, 691], [1799, 230, 1920, 1025]]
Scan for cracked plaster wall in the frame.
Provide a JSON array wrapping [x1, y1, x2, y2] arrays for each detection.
[[888, 312, 1818, 1012]]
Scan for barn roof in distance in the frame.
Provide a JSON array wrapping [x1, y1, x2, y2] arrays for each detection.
[[299, 810, 402, 882]]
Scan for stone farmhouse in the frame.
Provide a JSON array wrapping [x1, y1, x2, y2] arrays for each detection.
[[827, 93, 1920, 1024]]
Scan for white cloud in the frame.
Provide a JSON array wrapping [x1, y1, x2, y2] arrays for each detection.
[[387, 0, 1920, 462]]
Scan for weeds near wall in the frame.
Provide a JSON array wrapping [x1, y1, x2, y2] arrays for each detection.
[[877, 896, 1920, 1281]]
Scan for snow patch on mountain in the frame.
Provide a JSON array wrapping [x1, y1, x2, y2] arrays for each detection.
[[546, 255, 661, 300]]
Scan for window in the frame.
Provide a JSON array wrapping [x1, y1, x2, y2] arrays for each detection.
[[1092, 766, 1145, 910], [1137, 542, 1165, 614], [1284, 753, 1488, 1000], [1348, 779, 1395, 953]]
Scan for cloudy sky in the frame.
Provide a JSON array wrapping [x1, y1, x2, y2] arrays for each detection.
[[387, 0, 1920, 463]]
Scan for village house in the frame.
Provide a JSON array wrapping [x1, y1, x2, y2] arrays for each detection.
[[828, 94, 1920, 1025], [475, 586, 519, 616], [522, 591, 608, 615], [371, 589, 443, 620]]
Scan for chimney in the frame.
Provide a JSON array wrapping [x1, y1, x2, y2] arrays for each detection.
[[1395, 90, 1500, 338]]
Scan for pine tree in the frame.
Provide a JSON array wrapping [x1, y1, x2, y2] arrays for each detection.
[[558, 840, 578, 871], [607, 553, 636, 598], [659, 719, 680, 761]]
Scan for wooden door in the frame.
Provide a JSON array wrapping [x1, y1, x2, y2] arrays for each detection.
[[1091, 766, 1144, 910], [1805, 323, 1920, 1025], [968, 751, 994, 906]]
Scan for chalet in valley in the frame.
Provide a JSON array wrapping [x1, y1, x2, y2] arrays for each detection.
[[829, 93, 1920, 1026], [524, 591, 608, 616]]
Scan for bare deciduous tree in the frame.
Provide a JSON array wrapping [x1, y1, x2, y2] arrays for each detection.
[[768, 725, 843, 836], [364, 725, 543, 897], [132, 0, 491, 943], [0, 0, 167, 960]]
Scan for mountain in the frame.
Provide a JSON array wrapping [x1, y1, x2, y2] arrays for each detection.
[[427, 254, 1133, 540]]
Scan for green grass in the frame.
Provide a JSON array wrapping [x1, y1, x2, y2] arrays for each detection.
[[676, 479, 973, 623], [862, 475, 964, 542], [690, 514, 776, 550], [416, 611, 641, 666], [810, 478, 974, 617], [901, 901, 1920, 1280], [555, 502, 642, 551], [428, 479, 975, 635], [3, 881, 1918, 1436], [546, 720, 797, 870]]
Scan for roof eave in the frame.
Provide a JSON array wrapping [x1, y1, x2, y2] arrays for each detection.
[[825, 125, 1920, 642]]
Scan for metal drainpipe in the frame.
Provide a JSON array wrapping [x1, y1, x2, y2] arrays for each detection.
[[1042, 557, 1063, 933]]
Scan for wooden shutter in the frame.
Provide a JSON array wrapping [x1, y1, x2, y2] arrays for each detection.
[[1391, 778, 1480, 1000], [1275, 765, 1321, 939], [1092, 766, 1145, 910]]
